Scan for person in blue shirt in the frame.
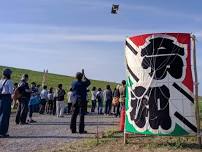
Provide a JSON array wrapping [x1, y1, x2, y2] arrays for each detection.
[[70, 70, 91, 134]]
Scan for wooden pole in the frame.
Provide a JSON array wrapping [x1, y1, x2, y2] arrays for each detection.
[[192, 34, 201, 147], [124, 130, 127, 144], [96, 111, 99, 145]]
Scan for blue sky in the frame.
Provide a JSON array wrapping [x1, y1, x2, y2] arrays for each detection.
[[0, 0, 202, 93]]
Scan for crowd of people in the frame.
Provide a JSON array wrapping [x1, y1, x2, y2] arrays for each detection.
[[0, 68, 126, 137]]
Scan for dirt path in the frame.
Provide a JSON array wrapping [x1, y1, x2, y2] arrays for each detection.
[[0, 113, 119, 152]]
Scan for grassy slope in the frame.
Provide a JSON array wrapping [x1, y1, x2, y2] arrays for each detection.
[[0, 66, 117, 90]]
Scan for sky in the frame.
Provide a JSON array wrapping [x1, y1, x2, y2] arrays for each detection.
[[0, 0, 202, 93]]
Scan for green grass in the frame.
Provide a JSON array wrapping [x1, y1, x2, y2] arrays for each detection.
[[0, 66, 118, 90]]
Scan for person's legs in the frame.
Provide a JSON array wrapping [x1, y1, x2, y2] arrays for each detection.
[[20, 101, 28, 124], [45, 102, 48, 114], [116, 102, 120, 117], [50, 101, 53, 114], [100, 102, 103, 114], [91, 100, 93, 112], [98, 101, 103, 114], [0, 96, 11, 135], [92, 100, 96, 112], [104, 100, 107, 114], [52, 98, 56, 115], [97, 101, 100, 114], [28, 105, 33, 120], [56, 101, 60, 117], [59, 101, 64, 117], [68, 103, 72, 114], [67, 103, 70, 114], [39, 99, 45, 114], [15, 101, 22, 124], [70, 105, 79, 133], [85, 101, 88, 114], [108, 100, 112, 114], [79, 105, 85, 133], [113, 105, 116, 114]]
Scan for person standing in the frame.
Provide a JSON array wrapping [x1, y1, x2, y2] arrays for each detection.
[[47, 87, 54, 114], [39, 85, 48, 114], [52, 88, 57, 115], [0, 69, 13, 137], [112, 85, 120, 117], [96, 88, 103, 115], [11, 83, 18, 109], [15, 74, 31, 125], [103, 85, 113, 115], [70, 70, 91, 133], [56, 84, 66, 117], [119, 80, 126, 132], [90, 87, 97, 113], [67, 88, 73, 114], [28, 82, 38, 123]]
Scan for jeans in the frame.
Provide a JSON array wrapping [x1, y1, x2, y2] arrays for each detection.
[[97, 100, 103, 114], [91, 100, 96, 112], [104, 99, 112, 114], [28, 105, 33, 118], [70, 103, 85, 133], [0, 94, 11, 135], [39, 99, 46, 114], [56, 100, 65, 117], [68, 103, 72, 114]]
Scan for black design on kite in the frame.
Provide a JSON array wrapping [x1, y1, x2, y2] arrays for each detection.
[[173, 83, 194, 103], [174, 112, 197, 133], [129, 37, 186, 131], [130, 85, 171, 130], [126, 63, 139, 82], [141, 37, 185, 80], [126, 41, 138, 55]]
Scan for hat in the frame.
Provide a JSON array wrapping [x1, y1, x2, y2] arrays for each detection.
[[3, 68, 12, 77]]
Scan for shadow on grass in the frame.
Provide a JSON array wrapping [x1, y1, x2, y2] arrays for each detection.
[[28, 122, 118, 126], [8, 133, 96, 139]]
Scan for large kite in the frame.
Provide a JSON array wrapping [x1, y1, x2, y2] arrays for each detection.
[[125, 33, 197, 135]]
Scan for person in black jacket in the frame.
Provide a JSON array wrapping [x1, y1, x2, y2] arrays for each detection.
[[15, 74, 31, 125], [70, 70, 90, 133], [56, 84, 66, 117]]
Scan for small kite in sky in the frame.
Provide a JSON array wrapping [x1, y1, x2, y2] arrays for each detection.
[[111, 4, 119, 14]]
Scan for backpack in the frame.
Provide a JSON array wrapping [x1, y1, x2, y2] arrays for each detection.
[[12, 87, 22, 102]]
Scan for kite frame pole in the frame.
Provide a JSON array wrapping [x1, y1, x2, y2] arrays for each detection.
[[124, 129, 127, 144], [192, 34, 202, 148]]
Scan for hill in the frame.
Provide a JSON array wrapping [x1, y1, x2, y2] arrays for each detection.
[[0, 66, 118, 90]]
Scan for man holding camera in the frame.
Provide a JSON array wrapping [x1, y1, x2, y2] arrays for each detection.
[[70, 70, 91, 134]]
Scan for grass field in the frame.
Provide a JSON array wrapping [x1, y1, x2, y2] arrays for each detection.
[[50, 101, 202, 152], [0, 66, 117, 91]]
